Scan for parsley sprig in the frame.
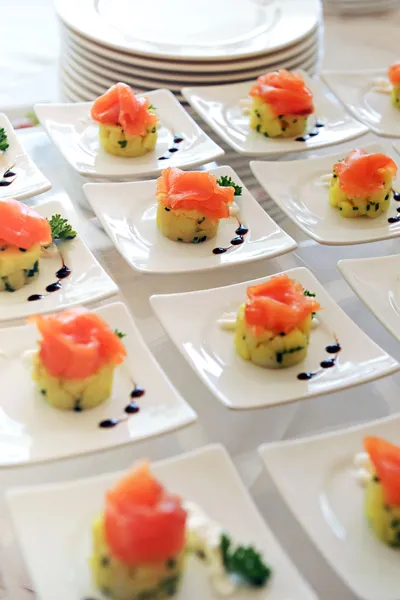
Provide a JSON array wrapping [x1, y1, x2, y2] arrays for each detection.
[[148, 104, 156, 111], [216, 175, 242, 196], [220, 533, 272, 588], [114, 329, 126, 339], [0, 128, 9, 153], [48, 214, 77, 241]]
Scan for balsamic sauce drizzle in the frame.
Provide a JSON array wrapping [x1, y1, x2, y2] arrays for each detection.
[[297, 339, 341, 381], [388, 190, 400, 223], [0, 166, 16, 187], [295, 119, 325, 142], [158, 133, 185, 160], [27, 252, 71, 301], [212, 222, 249, 255], [99, 384, 145, 429]]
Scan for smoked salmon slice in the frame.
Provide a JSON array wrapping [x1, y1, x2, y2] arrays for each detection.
[[29, 308, 126, 380], [364, 436, 400, 506], [0, 198, 51, 250], [244, 274, 320, 334], [388, 63, 400, 85], [156, 167, 234, 220], [91, 83, 159, 137], [104, 461, 187, 564], [333, 149, 397, 198], [249, 70, 314, 117]]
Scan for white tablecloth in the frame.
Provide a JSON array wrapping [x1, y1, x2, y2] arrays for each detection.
[[1, 3, 400, 600]]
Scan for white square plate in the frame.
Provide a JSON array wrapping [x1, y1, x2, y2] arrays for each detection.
[[322, 68, 400, 138], [0, 113, 51, 201], [182, 72, 368, 156], [250, 143, 400, 245], [259, 413, 400, 600], [35, 90, 224, 179], [0, 198, 118, 322], [338, 254, 400, 342], [150, 267, 399, 409], [83, 165, 297, 274], [0, 301, 196, 466], [6, 444, 317, 600]]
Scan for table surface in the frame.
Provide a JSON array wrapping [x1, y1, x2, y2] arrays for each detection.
[[1, 3, 400, 600]]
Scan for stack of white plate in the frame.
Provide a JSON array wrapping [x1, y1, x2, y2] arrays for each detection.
[[323, 0, 400, 15], [55, 0, 323, 103]]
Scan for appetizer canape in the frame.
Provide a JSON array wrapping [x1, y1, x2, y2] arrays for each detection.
[[363, 437, 400, 546], [249, 70, 314, 138], [0, 198, 51, 292], [156, 167, 234, 243], [388, 63, 400, 109], [234, 275, 320, 369], [29, 308, 126, 411], [91, 83, 159, 157], [91, 461, 188, 600], [329, 149, 397, 218], [91, 461, 272, 600]]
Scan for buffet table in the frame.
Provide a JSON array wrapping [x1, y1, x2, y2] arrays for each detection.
[[1, 3, 400, 599]]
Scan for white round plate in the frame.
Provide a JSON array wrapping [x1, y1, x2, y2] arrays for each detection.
[[61, 22, 321, 74], [56, 0, 321, 61], [62, 43, 320, 92]]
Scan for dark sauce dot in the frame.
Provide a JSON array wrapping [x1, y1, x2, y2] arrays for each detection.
[[308, 130, 319, 137], [99, 418, 120, 429], [397, 207, 400, 213], [56, 265, 71, 279], [297, 371, 314, 380], [320, 358, 336, 369], [158, 155, 169, 160], [131, 386, 145, 398], [213, 247, 228, 254], [388, 215, 400, 223], [28, 294, 44, 301], [393, 191, 400, 202], [173, 135, 184, 144], [3, 170, 16, 178], [295, 135, 308, 142], [46, 281, 62, 293], [0, 180, 13, 186], [125, 402, 140, 414], [168, 147, 179, 153], [235, 224, 248, 236], [325, 343, 341, 354], [315, 120, 325, 128], [230, 236, 244, 246]]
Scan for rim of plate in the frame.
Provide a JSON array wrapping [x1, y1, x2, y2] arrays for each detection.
[[55, 0, 322, 62], [61, 21, 321, 73], [62, 44, 320, 91]]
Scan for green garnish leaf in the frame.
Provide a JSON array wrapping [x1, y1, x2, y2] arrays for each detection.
[[304, 289, 317, 318], [0, 128, 9, 153], [114, 329, 126, 339], [25, 111, 40, 126], [148, 104, 156, 111], [216, 175, 242, 196], [220, 533, 272, 588], [118, 140, 128, 148], [48, 214, 77, 241]]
